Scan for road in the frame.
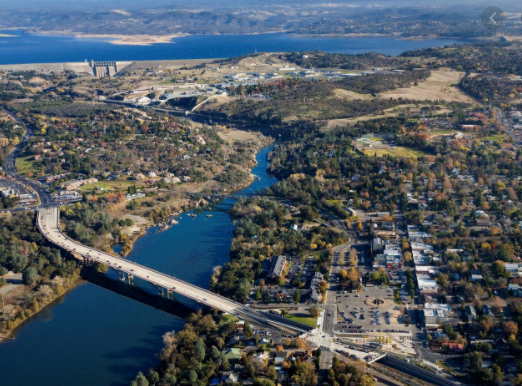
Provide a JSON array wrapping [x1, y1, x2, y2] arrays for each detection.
[[495, 108, 522, 147], [2, 108, 55, 208], [322, 242, 352, 334]]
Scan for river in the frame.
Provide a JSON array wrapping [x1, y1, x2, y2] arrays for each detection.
[[0, 146, 276, 386], [0, 30, 467, 64]]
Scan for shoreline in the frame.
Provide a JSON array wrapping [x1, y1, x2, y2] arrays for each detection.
[[116, 138, 273, 257], [0, 278, 85, 345], [6, 28, 480, 47], [31, 30, 285, 46], [73, 33, 188, 46]]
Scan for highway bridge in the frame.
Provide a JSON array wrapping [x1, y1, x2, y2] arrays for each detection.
[[37, 206, 313, 335]]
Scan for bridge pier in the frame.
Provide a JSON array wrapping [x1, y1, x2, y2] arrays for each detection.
[[116, 270, 135, 286], [152, 284, 172, 298]]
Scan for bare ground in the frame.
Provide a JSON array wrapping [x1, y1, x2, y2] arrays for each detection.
[[378, 69, 475, 103]]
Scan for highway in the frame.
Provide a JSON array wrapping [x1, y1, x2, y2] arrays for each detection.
[[37, 206, 313, 335], [2, 108, 55, 208]]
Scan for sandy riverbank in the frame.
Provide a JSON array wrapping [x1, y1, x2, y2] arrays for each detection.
[[74, 33, 189, 46], [34, 31, 189, 46]]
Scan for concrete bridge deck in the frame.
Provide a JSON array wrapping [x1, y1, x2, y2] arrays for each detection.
[[37, 206, 313, 335]]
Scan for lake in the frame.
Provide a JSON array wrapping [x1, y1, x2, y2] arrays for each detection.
[[0, 30, 467, 64]]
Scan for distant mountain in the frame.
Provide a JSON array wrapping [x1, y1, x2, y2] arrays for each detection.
[[0, 3, 521, 38]]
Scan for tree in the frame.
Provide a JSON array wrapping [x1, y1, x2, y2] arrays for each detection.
[[147, 370, 160, 385], [131, 372, 149, 386], [308, 306, 320, 318], [185, 370, 197, 383], [491, 260, 506, 278], [256, 287, 262, 301], [22, 267, 37, 286], [293, 289, 301, 303], [2, 304, 18, 321], [502, 321, 519, 337], [244, 320, 253, 339], [195, 337, 206, 361]]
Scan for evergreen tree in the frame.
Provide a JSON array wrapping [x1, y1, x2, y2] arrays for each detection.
[[294, 289, 301, 303], [195, 337, 206, 361], [244, 320, 253, 339]]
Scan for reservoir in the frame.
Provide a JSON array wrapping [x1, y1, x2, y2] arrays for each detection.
[[0, 146, 276, 386], [0, 30, 467, 64]]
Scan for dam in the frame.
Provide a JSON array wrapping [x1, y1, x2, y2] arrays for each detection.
[[0, 60, 133, 77]]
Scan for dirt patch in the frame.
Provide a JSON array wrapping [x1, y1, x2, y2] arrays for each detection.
[[121, 214, 149, 236], [327, 103, 452, 129], [379, 69, 475, 103], [217, 128, 266, 144], [333, 89, 373, 101]]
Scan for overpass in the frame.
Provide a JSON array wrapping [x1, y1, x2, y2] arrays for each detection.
[[37, 206, 313, 335]]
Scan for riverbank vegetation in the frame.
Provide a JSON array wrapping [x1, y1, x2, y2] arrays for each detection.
[[0, 212, 81, 337], [131, 310, 320, 386], [210, 196, 348, 302]]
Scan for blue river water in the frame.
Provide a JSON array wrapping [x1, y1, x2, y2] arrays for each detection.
[[0, 145, 276, 386], [0, 33, 463, 386], [0, 30, 467, 64]]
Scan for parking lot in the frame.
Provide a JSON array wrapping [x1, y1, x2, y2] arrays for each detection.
[[333, 284, 417, 336]]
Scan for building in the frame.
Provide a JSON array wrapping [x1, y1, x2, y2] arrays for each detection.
[[441, 342, 465, 353], [416, 276, 439, 294], [267, 255, 287, 280], [505, 263, 522, 276], [482, 305, 494, 317], [423, 303, 450, 329], [465, 305, 477, 321], [310, 272, 324, 303], [223, 348, 242, 363], [471, 274, 483, 282]]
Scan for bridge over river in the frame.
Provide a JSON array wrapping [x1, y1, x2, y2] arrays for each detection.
[[37, 206, 313, 335]]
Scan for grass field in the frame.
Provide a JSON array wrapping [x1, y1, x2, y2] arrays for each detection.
[[16, 155, 42, 175], [482, 134, 508, 142], [80, 180, 138, 192], [333, 89, 373, 101], [363, 146, 429, 159], [284, 314, 318, 328], [327, 104, 452, 130]]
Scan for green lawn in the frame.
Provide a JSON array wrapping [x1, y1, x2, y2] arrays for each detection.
[[482, 134, 508, 142], [80, 180, 137, 192], [284, 314, 318, 328], [16, 155, 42, 175]]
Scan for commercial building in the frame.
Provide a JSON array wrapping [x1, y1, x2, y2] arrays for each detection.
[[267, 255, 287, 280]]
